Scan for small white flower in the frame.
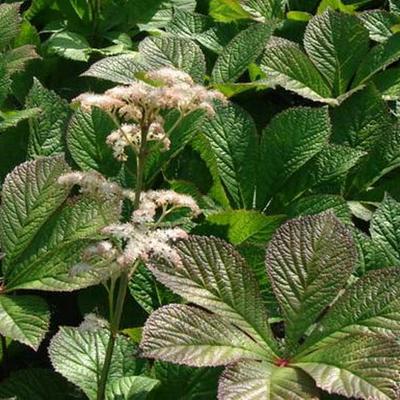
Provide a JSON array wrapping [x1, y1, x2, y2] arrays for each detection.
[[72, 93, 124, 112]]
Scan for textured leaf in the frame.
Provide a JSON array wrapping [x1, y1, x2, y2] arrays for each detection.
[[82, 53, 147, 84], [46, 31, 91, 62], [3, 45, 39, 75], [0, 108, 40, 132], [140, 304, 271, 366], [49, 327, 146, 400], [0, 295, 49, 350], [219, 361, 319, 400], [201, 102, 257, 208], [67, 107, 120, 176], [370, 195, 400, 266], [260, 38, 333, 103], [353, 32, 400, 87], [257, 107, 330, 208], [358, 10, 399, 43], [330, 85, 392, 151], [373, 67, 400, 100], [295, 335, 400, 400], [0, 3, 21, 50], [0, 368, 76, 400], [0, 156, 70, 266], [4, 196, 119, 292], [304, 268, 400, 350], [197, 23, 243, 54], [139, 36, 206, 83], [166, 9, 211, 39], [304, 10, 369, 96], [25, 78, 71, 158], [266, 213, 356, 346], [105, 376, 159, 400], [0, 59, 11, 107], [212, 23, 273, 83], [147, 236, 276, 353], [207, 210, 285, 245], [239, 0, 284, 19], [209, 0, 251, 23], [153, 362, 220, 400]]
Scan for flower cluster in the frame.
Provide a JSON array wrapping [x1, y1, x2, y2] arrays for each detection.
[[72, 67, 226, 162]]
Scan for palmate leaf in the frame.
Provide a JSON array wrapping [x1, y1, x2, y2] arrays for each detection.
[[218, 361, 319, 400], [140, 304, 271, 366], [139, 36, 206, 83], [49, 327, 149, 400], [304, 10, 369, 96], [0, 3, 21, 51], [266, 213, 356, 347], [370, 195, 400, 266], [295, 335, 400, 400], [211, 23, 274, 83], [0, 295, 49, 350], [257, 107, 330, 208], [25, 78, 71, 158], [200, 101, 258, 208], [147, 236, 276, 354]]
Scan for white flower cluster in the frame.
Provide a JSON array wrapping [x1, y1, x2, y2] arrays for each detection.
[[72, 67, 226, 162]]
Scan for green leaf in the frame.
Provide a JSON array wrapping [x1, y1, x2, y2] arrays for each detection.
[[67, 107, 120, 176], [140, 304, 271, 366], [46, 31, 91, 62], [0, 295, 49, 350], [4, 196, 119, 292], [257, 107, 330, 208], [207, 210, 285, 245], [260, 38, 333, 103], [370, 195, 400, 266], [197, 22, 243, 54], [239, 0, 285, 20], [166, 9, 211, 39], [139, 36, 206, 83], [3, 45, 39, 76], [358, 10, 399, 43], [266, 213, 356, 346], [304, 10, 369, 96], [153, 362, 220, 400], [330, 85, 392, 151], [212, 23, 273, 83], [0, 368, 76, 400], [0, 108, 40, 132], [295, 335, 400, 400], [81, 53, 147, 84], [0, 156, 70, 266], [304, 268, 400, 350], [25, 78, 71, 158], [201, 102, 258, 208], [0, 59, 12, 107], [147, 236, 276, 354], [353, 32, 400, 87], [219, 361, 319, 399], [105, 376, 159, 400], [49, 327, 147, 400], [0, 3, 21, 50], [391, 0, 400, 14], [372, 67, 400, 100], [209, 0, 251, 23]]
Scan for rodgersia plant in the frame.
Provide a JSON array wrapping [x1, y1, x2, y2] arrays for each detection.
[[140, 213, 400, 400]]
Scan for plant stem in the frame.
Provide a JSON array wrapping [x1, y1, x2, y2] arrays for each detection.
[[134, 120, 149, 209]]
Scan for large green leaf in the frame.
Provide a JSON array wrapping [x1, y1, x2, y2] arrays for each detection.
[[304, 10, 369, 96], [353, 32, 400, 87], [3, 45, 39, 76], [358, 10, 399, 43], [166, 8, 212, 39], [147, 236, 276, 353], [266, 213, 356, 347], [67, 107, 120, 177], [49, 327, 147, 400], [295, 335, 400, 400], [257, 107, 330, 208], [139, 36, 206, 83], [0, 58, 11, 107], [0, 295, 49, 350], [140, 304, 271, 366], [0, 108, 40, 132], [201, 102, 258, 208], [0, 3, 21, 50], [209, 0, 251, 23], [239, 0, 284, 19], [370, 195, 400, 266], [260, 38, 333, 103], [25, 78, 71, 158], [0, 156, 70, 266], [0, 368, 76, 400], [82, 53, 147, 84], [46, 31, 91, 62], [105, 376, 159, 400], [212, 23, 273, 83], [330, 85, 392, 151], [303, 268, 400, 350], [372, 67, 400, 100], [219, 361, 319, 399]]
